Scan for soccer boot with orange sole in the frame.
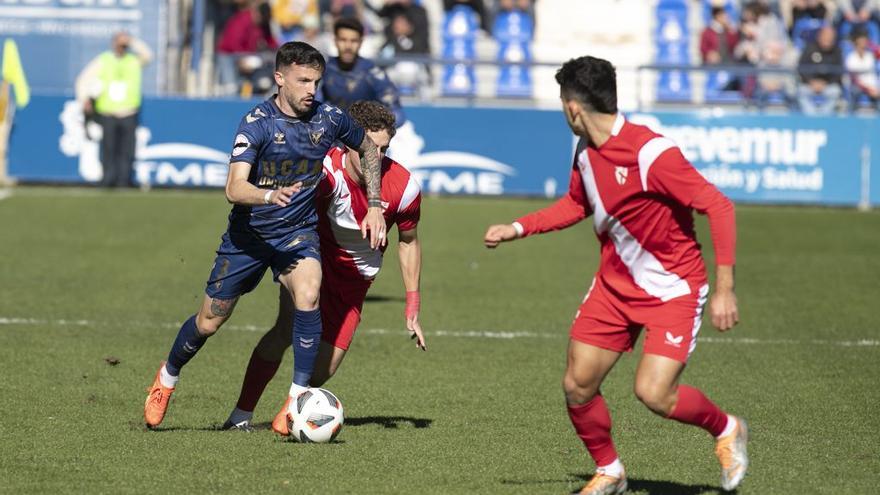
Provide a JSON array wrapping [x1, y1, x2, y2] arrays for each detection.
[[271, 395, 293, 436], [715, 416, 749, 491], [573, 470, 627, 495], [144, 362, 175, 428]]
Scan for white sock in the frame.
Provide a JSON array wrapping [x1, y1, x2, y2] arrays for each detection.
[[597, 458, 624, 478], [716, 414, 737, 439], [159, 364, 179, 389], [289, 382, 309, 399], [226, 407, 253, 426]]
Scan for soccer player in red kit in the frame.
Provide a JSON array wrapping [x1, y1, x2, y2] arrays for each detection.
[[221, 100, 426, 434], [484, 56, 748, 494]]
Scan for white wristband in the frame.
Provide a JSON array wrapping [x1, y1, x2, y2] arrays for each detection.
[[512, 221, 524, 238], [263, 189, 273, 205]]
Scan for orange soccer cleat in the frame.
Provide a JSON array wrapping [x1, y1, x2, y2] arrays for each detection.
[[574, 470, 627, 495], [715, 416, 749, 491], [271, 395, 293, 436], [144, 362, 175, 428]]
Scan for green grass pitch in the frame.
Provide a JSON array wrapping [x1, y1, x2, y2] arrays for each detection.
[[0, 187, 878, 494]]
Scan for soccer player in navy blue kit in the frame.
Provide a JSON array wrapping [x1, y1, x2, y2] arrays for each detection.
[[320, 17, 406, 127], [144, 42, 388, 431]]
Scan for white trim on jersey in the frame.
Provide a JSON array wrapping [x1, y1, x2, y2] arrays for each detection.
[[324, 167, 383, 279], [398, 176, 421, 213], [637, 137, 676, 192], [577, 148, 692, 302], [611, 113, 625, 136], [688, 284, 710, 357]]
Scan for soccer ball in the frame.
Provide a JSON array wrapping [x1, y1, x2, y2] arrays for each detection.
[[287, 388, 344, 443]]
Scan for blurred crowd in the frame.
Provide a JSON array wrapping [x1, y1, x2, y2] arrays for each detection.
[[209, 0, 534, 98], [699, 0, 880, 112]]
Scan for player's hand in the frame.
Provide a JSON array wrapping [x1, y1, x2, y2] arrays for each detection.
[[269, 183, 303, 207], [709, 289, 739, 332], [484, 224, 519, 248], [407, 314, 427, 351], [362, 206, 387, 249]]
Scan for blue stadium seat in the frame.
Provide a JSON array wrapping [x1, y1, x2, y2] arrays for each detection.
[[443, 5, 479, 40], [443, 38, 476, 61], [442, 63, 477, 96], [657, 70, 692, 102], [705, 70, 742, 103], [792, 17, 824, 50], [655, 0, 691, 102], [493, 11, 533, 42], [496, 41, 532, 97], [839, 21, 880, 45], [442, 5, 479, 97]]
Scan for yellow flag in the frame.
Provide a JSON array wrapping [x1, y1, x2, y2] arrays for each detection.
[[2, 38, 30, 108]]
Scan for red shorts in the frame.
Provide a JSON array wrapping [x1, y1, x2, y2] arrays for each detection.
[[320, 280, 371, 351], [570, 277, 709, 363]]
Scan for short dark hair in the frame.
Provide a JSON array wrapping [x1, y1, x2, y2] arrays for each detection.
[[555, 56, 618, 114], [334, 17, 364, 37], [349, 100, 397, 138], [851, 25, 870, 41], [711, 6, 726, 19], [275, 41, 326, 71]]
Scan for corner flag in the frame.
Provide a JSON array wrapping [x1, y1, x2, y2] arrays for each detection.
[[2, 39, 30, 108]]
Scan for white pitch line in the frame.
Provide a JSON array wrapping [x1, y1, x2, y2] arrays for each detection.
[[0, 316, 878, 347]]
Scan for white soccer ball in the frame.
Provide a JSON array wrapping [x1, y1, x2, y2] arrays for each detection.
[[287, 388, 344, 443]]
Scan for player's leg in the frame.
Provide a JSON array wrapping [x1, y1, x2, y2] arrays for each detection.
[[567, 280, 632, 495], [637, 286, 748, 490], [98, 115, 118, 187], [145, 239, 267, 428]]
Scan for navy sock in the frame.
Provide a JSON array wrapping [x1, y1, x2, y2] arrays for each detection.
[[165, 315, 208, 376], [292, 308, 322, 387]]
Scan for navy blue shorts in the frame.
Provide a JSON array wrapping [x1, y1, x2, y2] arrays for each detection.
[[205, 226, 320, 299]]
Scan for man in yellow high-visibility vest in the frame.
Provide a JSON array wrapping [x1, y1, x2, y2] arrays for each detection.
[[76, 31, 152, 188]]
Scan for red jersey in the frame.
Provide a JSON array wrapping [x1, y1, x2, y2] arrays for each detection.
[[514, 114, 735, 303], [317, 147, 421, 285]]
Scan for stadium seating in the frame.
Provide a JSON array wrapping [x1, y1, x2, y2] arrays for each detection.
[[654, 0, 692, 102], [494, 11, 534, 97], [441, 5, 479, 96]]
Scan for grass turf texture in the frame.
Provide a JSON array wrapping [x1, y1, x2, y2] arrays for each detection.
[[0, 187, 878, 494]]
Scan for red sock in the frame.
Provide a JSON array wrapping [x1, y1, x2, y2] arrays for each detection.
[[567, 394, 619, 467], [667, 384, 728, 436], [235, 350, 282, 412]]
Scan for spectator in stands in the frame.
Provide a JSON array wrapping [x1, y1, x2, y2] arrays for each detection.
[[797, 25, 844, 113], [845, 27, 880, 106], [329, 0, 365, 24], [782, 0, 836, 33], [755, 39, 799, 106], [701, 7, 740, 65], [271, 0, 320, 43], [376, 0, 431, 53], [494, 0, 536, 23], [444, 0, 491, 33], [753, 2, 790, 49], [837, 0, 880, 32], [380, 12, 431, 96], [216, 0, 278, 96]]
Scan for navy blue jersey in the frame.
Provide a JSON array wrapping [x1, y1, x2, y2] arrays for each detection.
[[228, 96, 365, 237], [318, 57, 406, 126]]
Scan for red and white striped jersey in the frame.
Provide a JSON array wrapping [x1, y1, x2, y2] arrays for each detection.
[[514, 114, 735, 303], [317, 147, 421, 283]]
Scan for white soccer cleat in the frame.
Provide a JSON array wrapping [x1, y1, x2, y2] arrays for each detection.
[[715, 417, 749, 491]]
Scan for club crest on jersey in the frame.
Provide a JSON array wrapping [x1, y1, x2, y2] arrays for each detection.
[[309, 127, 325, 146], [381, 200, 390, 210], [346, 78, 358, 92], [615, 166, 628, 185]]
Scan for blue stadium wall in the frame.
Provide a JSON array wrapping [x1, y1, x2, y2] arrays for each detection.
[[7, 95, 879, 207]]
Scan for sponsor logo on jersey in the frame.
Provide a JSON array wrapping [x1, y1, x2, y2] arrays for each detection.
[[274, 132, 286, 145], [615, 166, 628, 185], [309, 127, 325, 146], [664, 331, 684, 347]]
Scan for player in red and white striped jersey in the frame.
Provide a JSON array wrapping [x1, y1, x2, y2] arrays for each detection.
[[484, 56, 748, 494], [222, 101, 425, 434]]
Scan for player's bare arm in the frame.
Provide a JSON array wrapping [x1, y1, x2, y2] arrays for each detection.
[[483, 224, 519, 248], [398, 227, 425, 350], [710, 265, 739, 331], [357, 135, 387, 249], [225, 162, 302, 207]]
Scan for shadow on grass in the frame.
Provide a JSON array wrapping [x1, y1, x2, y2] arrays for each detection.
[[501, 473, 727, 495], [345, 416, 433, 429], [363, 294, 404, 303]]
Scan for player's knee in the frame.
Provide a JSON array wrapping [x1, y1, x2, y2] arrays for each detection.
[[195, 312, 223, 336], [563, 373, 598, 405], [293, 286, 320, 310], [633, 381, 674, 415]]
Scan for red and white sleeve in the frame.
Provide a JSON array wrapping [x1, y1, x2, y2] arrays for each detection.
[[648, 147, 736, 265]]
